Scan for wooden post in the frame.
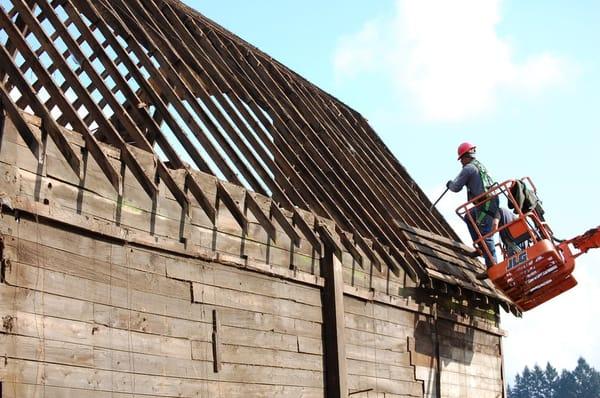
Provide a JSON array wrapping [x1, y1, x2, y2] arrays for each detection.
[[431, 303, 442, 398], [321, 246, 348, 397], [500, 333, 508, 398], [212, 309, 221, 373]]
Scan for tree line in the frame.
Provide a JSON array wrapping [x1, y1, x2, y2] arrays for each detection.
[[508, 357, 600, 398]]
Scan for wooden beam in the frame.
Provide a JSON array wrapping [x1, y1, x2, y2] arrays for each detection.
[[245, 192, 277, 243], [216, 181, 248, 232], [353, 233, 381, 272], [147, 0, 310, 212], [316, 224, 342, 262], [320, 242, 348, 397], [0, 85, 41, 161], [334, 224, 363, 269], [185, 172, 216, 226], [39, 0, 192, 211], [0, 1, 129, 193], [291, 77, 449, 237], [156, 162, 190, 213], [292, 210, 322, 256], [372, 240, 405, 278], [0, 27, 83, 180], [70, 0, 216, 177], [270, 202, 300, 247], [1, 0, 35, 84], [94, 0, 259, 190], [395, 219, 476, 255], [0, 0, 495, 301], [212, 309, 221, 373], [199, 25, 425, 281]]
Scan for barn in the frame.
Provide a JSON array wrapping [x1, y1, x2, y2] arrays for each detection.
[[0, 0, 517, 396]]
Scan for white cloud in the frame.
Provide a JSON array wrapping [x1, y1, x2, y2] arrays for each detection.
[[333, 21, 383, 80], [514, 53, 567, 94], [333, 0, 569, 121]]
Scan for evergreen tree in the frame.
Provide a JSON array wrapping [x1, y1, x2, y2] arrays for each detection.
[[510, 358, 600, 398], [512, 366, 534, 398], [530, 364, 547, 398], [572, 357, 600, 398], [556, 368, 579, 398], [544, 362, 560, 398]]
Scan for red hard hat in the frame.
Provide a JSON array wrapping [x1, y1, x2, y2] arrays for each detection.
[[457, 142, 476, 160]]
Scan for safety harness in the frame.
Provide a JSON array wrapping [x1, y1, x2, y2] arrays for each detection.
[[471, 159, 495, 224]]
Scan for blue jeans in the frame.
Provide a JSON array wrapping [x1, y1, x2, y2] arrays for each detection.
[[465, 198, 499, 267]]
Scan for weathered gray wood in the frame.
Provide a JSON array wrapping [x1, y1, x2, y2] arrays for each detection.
[[0, 357, 324, 394], [346, 374, 423, 397], [345, 313, 413, 344], [297, 336, 324, 355], [14, 237, 191, 301], [191, 282, 322, 323], [0, 310, 193, 360], [0, 332, 323, 387], [347, 359, 417, 381], [92, 303, 210, 340], [0, 382, 170, 398], [270, 201, 301, 247], [192, 341, 323, 371], [3, 259, 200, 321], [212, 309, 221, 372], [395, 220, 475, 255], [345, 343, 411, 366], [0, 88, 41, 161], [321, 246, 348, 397], [0, 2, 512, 396], [167, 257, 321, 306], [245, 191, 277, 242], [344, 297, 416, 328]]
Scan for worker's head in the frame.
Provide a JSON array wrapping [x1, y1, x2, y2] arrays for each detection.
[[457, 142, 476, 164]]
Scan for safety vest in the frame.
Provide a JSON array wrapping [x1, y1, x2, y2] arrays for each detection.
[[471, 159, 495, 224], [472, 159, 494, 191]]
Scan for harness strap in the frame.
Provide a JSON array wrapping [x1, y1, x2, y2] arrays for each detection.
[[472, 159, 494, 190], [472, 159, 496, 225], [476, 201, 491, 224]]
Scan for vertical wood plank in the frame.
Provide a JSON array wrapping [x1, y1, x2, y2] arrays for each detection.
[[321, 246, 348, 397], [500, 334, 508, 398], [432, 304, 442, 398], [212, 309, 221, 373]]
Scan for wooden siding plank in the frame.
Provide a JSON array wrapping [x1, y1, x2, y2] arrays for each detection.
[[191, 283, 322, 323]]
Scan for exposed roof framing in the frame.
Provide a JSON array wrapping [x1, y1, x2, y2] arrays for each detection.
[[0, 0, 509, 304]]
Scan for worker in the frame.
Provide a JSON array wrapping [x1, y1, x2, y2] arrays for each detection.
[[494, 207, 526, 257], [446, 142, 499, 277]]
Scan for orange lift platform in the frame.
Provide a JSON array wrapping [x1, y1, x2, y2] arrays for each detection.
[[456, 178, 600, 312]]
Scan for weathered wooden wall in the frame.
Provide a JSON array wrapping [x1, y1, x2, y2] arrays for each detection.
[[0, 217, 325, 396], [0, 112, 506, 397]]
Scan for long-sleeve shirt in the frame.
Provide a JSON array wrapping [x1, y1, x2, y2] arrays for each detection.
[[447, 162, 485, 201]]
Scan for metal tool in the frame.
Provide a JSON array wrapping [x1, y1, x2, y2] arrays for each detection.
[[430, 187, 449, 211]]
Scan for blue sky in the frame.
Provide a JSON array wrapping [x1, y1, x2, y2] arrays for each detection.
[[184, 0, 600, 382]]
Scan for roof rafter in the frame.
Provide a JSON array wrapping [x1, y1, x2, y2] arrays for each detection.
[[0, 0, 510, 299]]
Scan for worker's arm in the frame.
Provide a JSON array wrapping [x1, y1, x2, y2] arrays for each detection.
[[447, 164, 476, 192]]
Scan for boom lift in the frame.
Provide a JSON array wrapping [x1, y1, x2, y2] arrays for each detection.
[[456, 178, 600, 311]]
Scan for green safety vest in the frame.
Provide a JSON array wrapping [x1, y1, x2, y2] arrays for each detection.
[[471, 159, 495, 224]]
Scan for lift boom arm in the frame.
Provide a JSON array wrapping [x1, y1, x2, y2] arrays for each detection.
[[566, 226, 600, 255]]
